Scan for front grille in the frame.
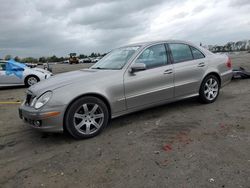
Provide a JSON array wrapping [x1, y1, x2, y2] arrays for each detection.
[[25, 94, 32, 106], [25, 91, 36, 106]]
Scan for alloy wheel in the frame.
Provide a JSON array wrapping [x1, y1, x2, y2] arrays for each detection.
[[27, 77, 38, 86], [204, 78, 219, 101], [73, 103, 104, 135]]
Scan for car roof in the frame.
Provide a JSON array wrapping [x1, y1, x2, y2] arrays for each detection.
[[122, 40, 214, 56], [124, 40, 196, 47]]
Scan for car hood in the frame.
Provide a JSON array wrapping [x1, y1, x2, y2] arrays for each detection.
[[29, 69, 119, 96]]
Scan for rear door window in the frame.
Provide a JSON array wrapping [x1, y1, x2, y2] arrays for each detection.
[[190, 46, 205, 59], [169, 43, 193, 63]]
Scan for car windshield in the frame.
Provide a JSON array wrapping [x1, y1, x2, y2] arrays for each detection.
[[91, 46, 140, 70]]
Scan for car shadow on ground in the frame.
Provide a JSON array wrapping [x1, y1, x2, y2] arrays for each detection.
[[107, 97, 200, 131], [19, 129, 75, 145]]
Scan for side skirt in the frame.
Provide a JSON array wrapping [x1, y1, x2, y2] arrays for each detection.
[[111, 93, 199, 119]]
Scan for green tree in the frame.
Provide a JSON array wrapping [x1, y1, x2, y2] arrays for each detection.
[[39, 57, 46, 63], [47, 55, 58, 62], [90, 52, 97, 57], [79, 54, 87, 59], [14, 56, 20, 62], [58, 57, 65, 62], [4, 55, 12, 60], [22, 57, 38, 63]]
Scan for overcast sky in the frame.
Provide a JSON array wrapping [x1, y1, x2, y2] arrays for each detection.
[[0, 0, 250, 58]]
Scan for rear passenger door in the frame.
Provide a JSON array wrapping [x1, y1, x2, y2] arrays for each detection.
[[168, 43, 207, 97]]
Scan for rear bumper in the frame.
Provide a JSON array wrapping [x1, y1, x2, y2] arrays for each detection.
[[221, 70, 233, 87], [19, 104, 65, 132]]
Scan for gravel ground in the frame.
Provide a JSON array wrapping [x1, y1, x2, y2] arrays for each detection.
[[0, 54, 250, 188]]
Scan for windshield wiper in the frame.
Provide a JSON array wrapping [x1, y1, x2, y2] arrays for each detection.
[[91, 67, 119, 70], [91, 67, 105, 69]]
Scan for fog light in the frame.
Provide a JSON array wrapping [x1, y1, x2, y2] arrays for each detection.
[[34, 120, 42, 127]]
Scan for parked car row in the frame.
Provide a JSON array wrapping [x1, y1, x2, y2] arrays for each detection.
[[63, 57, 102, 64], [25, 63, 37, 68]]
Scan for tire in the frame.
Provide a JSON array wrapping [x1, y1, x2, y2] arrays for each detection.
[[199, 75, 220, 104], [25, 75, 39, 87], [64, 96, 109, 139]]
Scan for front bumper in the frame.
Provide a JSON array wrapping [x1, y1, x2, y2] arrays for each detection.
[[19, 104, 65, 132]]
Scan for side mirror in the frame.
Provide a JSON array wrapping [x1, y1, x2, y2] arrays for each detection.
[[129, 63, 146, 73]]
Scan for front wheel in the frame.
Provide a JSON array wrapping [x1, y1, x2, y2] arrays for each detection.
[[199, 75, 220, 104], [25, 75, 39, 87], [64, 96, 109, 139]]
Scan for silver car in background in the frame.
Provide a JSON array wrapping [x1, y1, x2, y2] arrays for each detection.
[[19, 40, 233, 139]]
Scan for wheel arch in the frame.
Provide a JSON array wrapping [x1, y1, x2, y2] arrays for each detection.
[[24, 74, 40, 85], [63, 93, 112, 130], [25, 74, 40, 80], [201, 72, 221, 88]]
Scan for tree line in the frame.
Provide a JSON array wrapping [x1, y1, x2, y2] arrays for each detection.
[[2, 52, 106, 63], [208, 40, 250, 53]]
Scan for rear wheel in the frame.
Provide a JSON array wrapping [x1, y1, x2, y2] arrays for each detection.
[[64, 96, 109, 139], [25, 75, 39, 87], [199, 75, 220, 103]]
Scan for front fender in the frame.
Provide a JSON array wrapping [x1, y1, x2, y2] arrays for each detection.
[[47, 81, 126, 117]]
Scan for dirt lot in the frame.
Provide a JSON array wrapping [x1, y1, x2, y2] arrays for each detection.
[[0, 54, 250, 188]]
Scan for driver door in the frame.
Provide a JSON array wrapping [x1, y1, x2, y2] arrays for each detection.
[[124, 44, 174, 109]]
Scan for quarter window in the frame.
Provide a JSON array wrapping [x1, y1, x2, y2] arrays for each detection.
[[190, 46, 205, 59], [169, 43, 193, 63], [135, 44, 168, 69]]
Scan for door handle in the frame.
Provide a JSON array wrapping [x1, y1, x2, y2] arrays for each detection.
[[197, 62, 205, 67], [164, 69, 173, 74]]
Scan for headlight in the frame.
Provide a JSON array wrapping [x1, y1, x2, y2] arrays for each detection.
[[34, 91, 52, 109]]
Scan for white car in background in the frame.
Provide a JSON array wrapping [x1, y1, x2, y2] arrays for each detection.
[[0, 60, 52, 87]]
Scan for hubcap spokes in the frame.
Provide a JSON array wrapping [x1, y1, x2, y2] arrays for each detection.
[[28, 77, 37, 85], [204, 78, 218, 100], [73, 103, 104, 135]]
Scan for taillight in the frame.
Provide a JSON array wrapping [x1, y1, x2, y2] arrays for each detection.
[[226, 57, 232, 69]]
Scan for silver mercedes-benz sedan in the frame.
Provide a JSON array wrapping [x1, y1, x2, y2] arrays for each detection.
[[19, 40, 233, 139]]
